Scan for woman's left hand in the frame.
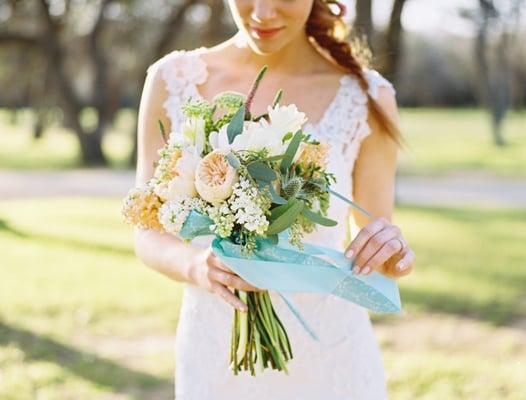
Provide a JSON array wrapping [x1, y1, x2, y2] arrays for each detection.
[[344, 217, 415, 278]]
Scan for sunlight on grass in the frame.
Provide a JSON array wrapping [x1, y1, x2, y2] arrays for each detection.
[[1, 197, 525, 398], [0, 109, 135, 170], [1, 108, 525, 175], [398, 108, 526, 176]]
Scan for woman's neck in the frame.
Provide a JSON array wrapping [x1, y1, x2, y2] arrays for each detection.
[[218, 31, 333, 76]]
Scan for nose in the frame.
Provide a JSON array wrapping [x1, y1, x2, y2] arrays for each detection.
[[251, 0, 278, 23]]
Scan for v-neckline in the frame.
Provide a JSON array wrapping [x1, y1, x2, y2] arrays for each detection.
[[191, 48, 350, 130]]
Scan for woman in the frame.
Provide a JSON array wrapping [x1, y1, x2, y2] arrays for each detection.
[[134, 0, 416, 398]]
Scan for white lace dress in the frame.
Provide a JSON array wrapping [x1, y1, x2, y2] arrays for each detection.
[[147, 47, 396, 400]]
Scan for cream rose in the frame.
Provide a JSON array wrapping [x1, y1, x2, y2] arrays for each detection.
[[195, 150, 238, 204]]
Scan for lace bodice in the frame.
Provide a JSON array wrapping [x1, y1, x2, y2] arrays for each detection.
[[148, 47, 395, 400]]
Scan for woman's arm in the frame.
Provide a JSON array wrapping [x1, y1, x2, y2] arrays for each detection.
[[345, 87, 415, 278], [132, 64, 260, 310]]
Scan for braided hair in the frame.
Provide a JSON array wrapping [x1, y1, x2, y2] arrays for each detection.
[[306, 0, 401, 145]]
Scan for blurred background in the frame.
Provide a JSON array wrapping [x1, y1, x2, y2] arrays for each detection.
[[0, 0, 525, 399]]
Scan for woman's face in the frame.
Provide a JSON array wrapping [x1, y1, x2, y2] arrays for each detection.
[[228, 0, 315, 55]]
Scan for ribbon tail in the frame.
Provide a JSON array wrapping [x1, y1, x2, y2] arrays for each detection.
[[278, 292, 319, 341]]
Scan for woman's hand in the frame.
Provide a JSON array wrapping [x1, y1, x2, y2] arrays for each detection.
[[344, 217, 415, 278], [189, 247, 264, 312]]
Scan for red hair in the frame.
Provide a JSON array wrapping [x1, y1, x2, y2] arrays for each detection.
[[306, 0, 402, 145]]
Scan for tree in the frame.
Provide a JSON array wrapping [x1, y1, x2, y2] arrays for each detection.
[[0, 0, 202, 166], [462, 0, 525, 146], [353, 0, 409, 83]]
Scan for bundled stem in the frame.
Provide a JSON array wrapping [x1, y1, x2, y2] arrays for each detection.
[[230, 290, 292, 375]]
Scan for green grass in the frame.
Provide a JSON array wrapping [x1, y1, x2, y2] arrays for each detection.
[[0, 109, 135, 170], [0, 198, 525, 399], [1, 108, 525, 175], [398, 108, 526, 176]]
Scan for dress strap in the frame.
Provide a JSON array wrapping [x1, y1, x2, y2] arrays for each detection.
[[147, 47, 209, 132], [363, 69, 396, 100]]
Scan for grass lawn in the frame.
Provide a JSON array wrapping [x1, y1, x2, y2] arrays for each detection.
[[1, 108, 525, 176], [398, 108, 526, 177], [0, 198, 525, 399]]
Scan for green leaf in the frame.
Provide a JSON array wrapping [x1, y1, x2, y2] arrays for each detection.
[[267, 200, 304, 235], [226, 152, 241, 169], [280, 130, 303, 174], [246, 154, 285, 165], [272, 89, 283, 107], [268, 184, 287, 205], [281, 131, 293, 143], [227, 106, 245, 144], [158, 120, 167, 143], [302, 208, 337, 227], [270, 198, 298, 222], [247, 162, 277, 182]]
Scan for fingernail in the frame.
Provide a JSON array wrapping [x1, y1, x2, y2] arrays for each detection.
[[396, 261, 405, 271], [345, 250, 354, 258], [353, 266, 360, 274], [361, 266, 370, 275]]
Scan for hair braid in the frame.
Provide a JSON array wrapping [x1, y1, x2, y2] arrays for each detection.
[[306, 0, 401, 145]]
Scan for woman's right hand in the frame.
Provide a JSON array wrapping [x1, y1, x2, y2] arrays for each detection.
[[189, 247, 264, 312]]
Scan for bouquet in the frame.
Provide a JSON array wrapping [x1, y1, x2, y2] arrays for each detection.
[[123, 66, 401, 376]]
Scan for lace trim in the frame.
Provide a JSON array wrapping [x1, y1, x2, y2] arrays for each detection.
[[147, 46, 209, 133], [150, 48, 394, 167]]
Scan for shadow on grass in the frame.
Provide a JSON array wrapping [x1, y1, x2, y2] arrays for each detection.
[[399, 287, 520, 326], [0, 321, 172, 399], [0, 218, 133, 256]]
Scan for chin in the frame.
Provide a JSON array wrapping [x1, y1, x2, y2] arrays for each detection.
[[244, 32, 291, 56]]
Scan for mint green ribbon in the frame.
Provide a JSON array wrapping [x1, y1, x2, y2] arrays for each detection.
[[179, 206, 402, 339]]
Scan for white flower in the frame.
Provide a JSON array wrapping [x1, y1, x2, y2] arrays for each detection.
[[209, 124, 231, 152], [209, 103, 306, 156], [169, 116, 206, 155], [159, 195, 207, 235], [264, 103, 308, 136]]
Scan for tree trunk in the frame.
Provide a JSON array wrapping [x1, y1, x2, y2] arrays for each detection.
[[78, 129, 107, 166], [377, 0, 407, 83], [354, 0, 373, 48]]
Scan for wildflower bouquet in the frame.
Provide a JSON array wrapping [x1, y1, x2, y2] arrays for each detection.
[[123, 66, 401, 376]]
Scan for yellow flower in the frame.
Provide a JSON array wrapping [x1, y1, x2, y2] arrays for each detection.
[[121, 186, 164, 231], [195, 150, 238, 204], [294, 141, 330, 169], [154, 147, 183, 181]]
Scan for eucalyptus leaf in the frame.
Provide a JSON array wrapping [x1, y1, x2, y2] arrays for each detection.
[[247, 162, 277, 182], [280, 130, 303, 173], [227, 106, 245, 144], [268, 185, 287, 205], [270, 198, 299, 222], [226, 152, 241, 169], [302, 208, 337, 227], [267, 200, 304, 235]]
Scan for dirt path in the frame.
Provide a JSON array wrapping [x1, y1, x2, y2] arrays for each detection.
[[1, 169, 525, 208]]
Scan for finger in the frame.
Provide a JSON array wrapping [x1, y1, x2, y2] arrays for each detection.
[[353, 226, 401, 273], [360, 238, 404, 275], [211, 281, 248, 311], [384, 249, 416, 278], [207, 252, 232, 272], [344, 217, 390, 260], [208, 267, 264, 292]]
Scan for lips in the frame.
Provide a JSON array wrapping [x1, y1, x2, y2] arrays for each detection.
[[250, 26, 284, 38]]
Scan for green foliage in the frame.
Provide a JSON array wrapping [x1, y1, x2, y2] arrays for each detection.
[[227, 106, 246, 144], [212, 91, 245, 112]]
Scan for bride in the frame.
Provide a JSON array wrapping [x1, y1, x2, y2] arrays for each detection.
[[133, 0, 415, 398]]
